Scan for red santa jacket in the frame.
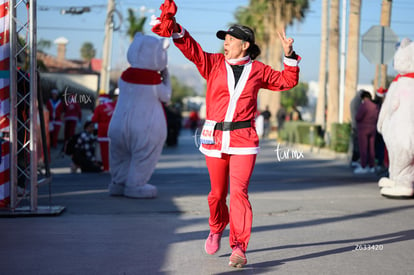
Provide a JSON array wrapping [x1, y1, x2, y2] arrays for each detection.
[[91, 101, 116, 140], [173, 28, 300, 157], [46, 99, 64, 125], [63, 102, 82, 122]]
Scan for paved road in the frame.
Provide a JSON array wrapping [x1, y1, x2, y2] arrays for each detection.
[[1, 129, 413, 275]]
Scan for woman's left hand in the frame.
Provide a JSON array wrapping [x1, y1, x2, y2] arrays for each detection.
[[278, 30, 294, 56]]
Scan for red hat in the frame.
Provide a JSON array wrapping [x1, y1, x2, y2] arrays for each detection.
[[376, 87, 388, 97]]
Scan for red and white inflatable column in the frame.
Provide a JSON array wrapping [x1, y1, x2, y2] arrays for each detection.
[[0, 0, 10, 208]]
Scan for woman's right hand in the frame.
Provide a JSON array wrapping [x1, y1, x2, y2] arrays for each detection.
[[172, 17, 181, 33], [278, 30, 294, 57]]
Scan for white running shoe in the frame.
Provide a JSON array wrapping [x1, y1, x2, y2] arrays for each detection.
[[353, 166, 369, 174]]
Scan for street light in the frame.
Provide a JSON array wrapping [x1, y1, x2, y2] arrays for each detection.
[[60, 7, 91, 15]]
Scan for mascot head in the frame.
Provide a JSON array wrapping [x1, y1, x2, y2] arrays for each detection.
[[127, 33, 170, 71], [393, 38, 414, 74]]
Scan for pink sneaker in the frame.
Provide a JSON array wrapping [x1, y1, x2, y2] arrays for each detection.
[[204, 231, 223, 255], [228, 246, 247, 268]]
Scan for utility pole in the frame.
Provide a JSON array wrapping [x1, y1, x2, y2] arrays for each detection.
[[99, 0, 116, 95], [374, 0, 392, 91], [338, 0, 347, 123]]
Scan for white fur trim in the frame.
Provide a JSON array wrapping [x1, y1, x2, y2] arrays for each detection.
[[226, 56, 250, 65], [172, 27, 185, 39], [149, 15, 160, 26], [227, 146, 259, 155], [284, 56, 300, 67], [199, 146, 222, 158], [218, 62, 252, 153]]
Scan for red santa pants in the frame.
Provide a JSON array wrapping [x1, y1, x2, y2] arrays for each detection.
[[50, 123, 61, 148], [64, 120, 77, 142], [205, 153, 256, 252], [99, 140, 110, 171]]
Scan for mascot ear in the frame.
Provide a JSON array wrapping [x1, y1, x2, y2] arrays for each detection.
[[399, 38, 412, 49], [162, 38, 170, 50], [134, 32, 143, 40]]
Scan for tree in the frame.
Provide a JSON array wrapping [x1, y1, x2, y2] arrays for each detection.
[[343, 0, 362, 124], [80, 42, 96, 62], [235, 0, 310, 123], [327, 0, 340, 134], [38, 39, 51, 52], [280, 82, 308, 110], [126, 8, 147, 41], [315, 0, 329, 129]]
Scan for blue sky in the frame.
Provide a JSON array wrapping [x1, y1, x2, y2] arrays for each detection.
[[37, 0, 414, 84]]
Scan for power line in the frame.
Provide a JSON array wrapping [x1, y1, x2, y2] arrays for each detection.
[[38, 5, 106, 11], [38, 26, 104, 32]]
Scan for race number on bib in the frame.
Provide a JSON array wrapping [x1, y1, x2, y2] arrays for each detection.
[[200, 120, 216, 145]]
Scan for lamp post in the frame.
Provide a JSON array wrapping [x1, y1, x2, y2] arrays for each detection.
[[99, 0, 116, 96]]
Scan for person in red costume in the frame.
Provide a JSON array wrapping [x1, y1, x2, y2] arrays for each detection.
[[63, 94, 82, 148], [163, 16, 300, 268], [91, 93, 117, 172], [46, 89, 63, 148]]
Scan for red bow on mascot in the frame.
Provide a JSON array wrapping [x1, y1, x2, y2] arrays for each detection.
[[151, 0, 177, 37]]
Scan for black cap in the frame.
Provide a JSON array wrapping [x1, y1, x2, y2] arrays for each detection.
[[216, 25, 255, 44]]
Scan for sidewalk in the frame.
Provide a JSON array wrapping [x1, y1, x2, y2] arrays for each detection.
[[1, 129, 413, 275]]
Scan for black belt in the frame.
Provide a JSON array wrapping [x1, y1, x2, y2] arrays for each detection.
[[214, 120, 252, 131]]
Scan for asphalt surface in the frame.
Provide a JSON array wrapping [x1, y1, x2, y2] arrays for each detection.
[[1, 129, 413, 275]]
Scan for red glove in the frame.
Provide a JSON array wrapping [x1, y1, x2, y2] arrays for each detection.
[[151, 0, 177, 37]]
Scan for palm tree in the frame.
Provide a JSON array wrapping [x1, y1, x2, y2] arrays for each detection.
[[126, 8, 147, 41], [80, 42, 96, 62], [38, 39, 52, 52], [327, 0, 340, 134], [236, 0, 309, 125], [235, 0, 268, 49], [343, 0, 362, 123], [315, 0, 329, 129]]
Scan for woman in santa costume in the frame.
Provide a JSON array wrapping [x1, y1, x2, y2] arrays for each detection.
[[46, 88, 63, 148], [159, 14, 300, 267]]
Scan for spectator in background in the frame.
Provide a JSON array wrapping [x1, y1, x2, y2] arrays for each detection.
[[260, 105, 271, 138], [289, 105, 302, 121], [354, 90, 379, 174], [72, 121, 102, 173], [374, 87, 388, 175], [46, 88, 63, 148], [165, 103, 182, 147], [350, 90, 363, 167], [91, 93, 117, 171], [188, 109, 200, 133], [276, 104, 287, 130], [63, 93, 82, 150]]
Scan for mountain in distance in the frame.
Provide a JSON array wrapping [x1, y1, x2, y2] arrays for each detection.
[[169, 64, 206, 95]]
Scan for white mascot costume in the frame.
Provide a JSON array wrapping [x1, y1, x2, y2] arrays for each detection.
[[377, 38, 414, 198], [108, 33, 171, 198]]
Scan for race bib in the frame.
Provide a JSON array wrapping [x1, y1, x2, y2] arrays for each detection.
[[200, 120, 216, 145]]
